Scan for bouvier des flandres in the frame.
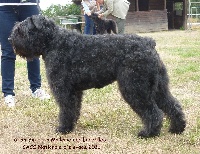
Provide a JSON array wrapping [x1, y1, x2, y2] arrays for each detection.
[[90, 13, 117, 34], [9, 15, 186, 138]]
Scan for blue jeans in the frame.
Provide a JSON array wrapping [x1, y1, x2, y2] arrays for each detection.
[[84, 14, 96, 35], [0, 5, 41, 97]]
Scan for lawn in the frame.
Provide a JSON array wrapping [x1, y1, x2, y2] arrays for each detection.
[[0, 29, 200, 154]]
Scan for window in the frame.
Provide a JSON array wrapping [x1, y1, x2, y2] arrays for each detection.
[[175, 2, 183, 16], [139, 0, 149, 11], [175, 2, 183, 11]]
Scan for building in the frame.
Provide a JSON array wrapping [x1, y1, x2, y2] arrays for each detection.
[[73, 0, 187, 33], [126, 0, 187, 33]]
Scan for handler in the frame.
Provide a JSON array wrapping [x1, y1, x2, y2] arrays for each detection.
[[96, 0, 130, 34], [0, 0, 50, 107]]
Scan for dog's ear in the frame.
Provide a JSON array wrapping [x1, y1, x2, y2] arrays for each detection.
[[31, 15, 56, 30], [31, 15, 46, 29]]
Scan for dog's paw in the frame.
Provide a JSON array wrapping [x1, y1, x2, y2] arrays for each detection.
[[138, 130, 160, 139], [56, 126, 72, 134], [169, 118, 186, 134], [169, 124, 186, 134]]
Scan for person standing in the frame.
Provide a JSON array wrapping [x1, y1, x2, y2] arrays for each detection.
[[82, 0, 100, 35], [0, 0, 50, 107], [96, 0, 130, 34]]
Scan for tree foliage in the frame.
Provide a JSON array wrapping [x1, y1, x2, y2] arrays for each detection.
[[42, 3, 81, 18]]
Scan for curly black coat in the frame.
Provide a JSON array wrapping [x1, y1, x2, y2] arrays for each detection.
[[9, 15, 186, 138], [90, 13, 117, 34]]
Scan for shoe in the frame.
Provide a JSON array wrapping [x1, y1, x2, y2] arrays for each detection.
[[32, 89, 50, 100], [5, 95, 15, 107]]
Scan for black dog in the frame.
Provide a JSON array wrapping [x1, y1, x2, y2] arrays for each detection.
[[9, 15, 186, 138], [90, 13, 117, 34]]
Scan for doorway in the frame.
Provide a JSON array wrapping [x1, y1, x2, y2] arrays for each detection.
[[166, 0, 185, 29]]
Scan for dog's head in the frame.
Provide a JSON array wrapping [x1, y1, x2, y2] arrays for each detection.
[[9, 15, 57, 59], [90, 13, 101, 23]]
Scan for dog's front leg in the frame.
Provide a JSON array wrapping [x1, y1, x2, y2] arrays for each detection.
[[55, 89, 83, 134]]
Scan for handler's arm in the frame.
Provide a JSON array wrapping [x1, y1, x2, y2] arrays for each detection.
[[81, 1, 91, 14], [102, 0, 114, 17]]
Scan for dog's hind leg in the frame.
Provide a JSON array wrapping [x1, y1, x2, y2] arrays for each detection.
[[53, 88, 83, 134], [111, 21, 117, 34], [107, 28, 112, 34], [117, 71, 163, 138], [155, 65, 186, 134]]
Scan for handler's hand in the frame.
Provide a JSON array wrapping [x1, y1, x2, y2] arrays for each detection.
[[86, 12, 91, 16], [98, 14, 104, 18]]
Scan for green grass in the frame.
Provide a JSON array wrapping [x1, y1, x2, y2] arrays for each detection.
[[0, 30, 200, 153]]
